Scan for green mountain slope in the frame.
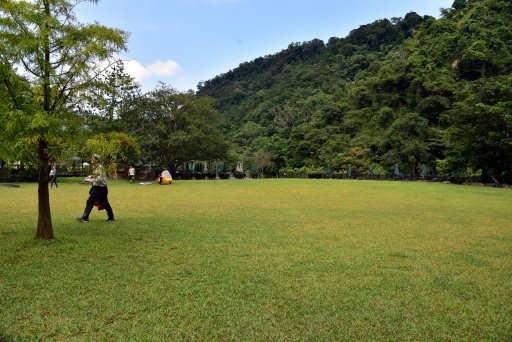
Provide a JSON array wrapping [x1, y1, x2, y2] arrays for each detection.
[[197, 0, 512, 182]]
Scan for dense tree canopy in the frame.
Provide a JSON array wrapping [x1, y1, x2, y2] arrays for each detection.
[[197, 0, 512, 182], [118, 84, 230, 170]]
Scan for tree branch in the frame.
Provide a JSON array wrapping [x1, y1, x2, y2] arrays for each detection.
[[2, 76, 21, 110]]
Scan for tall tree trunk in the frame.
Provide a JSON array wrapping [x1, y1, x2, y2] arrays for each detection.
[[36, 1, 53, 239], [36, 138, 53, 239]]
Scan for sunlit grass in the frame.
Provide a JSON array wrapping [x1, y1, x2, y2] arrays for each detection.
[[1, 178, 511, 340]]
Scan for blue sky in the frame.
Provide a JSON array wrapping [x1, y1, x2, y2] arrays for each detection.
[[76, 0, 454, 93]]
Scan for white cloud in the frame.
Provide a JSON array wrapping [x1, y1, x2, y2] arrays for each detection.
[[147, 60, 182, 76], [124, 59, 182, 82]]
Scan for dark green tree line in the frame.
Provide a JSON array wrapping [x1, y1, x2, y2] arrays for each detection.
[[197, 0, 512, 181], [118, 84, 230, 170]]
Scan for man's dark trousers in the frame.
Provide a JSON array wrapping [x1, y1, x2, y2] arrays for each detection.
[[81, 186, 114, 220]]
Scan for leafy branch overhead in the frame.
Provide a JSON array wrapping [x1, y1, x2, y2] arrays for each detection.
[[0, 0, 128, 239]]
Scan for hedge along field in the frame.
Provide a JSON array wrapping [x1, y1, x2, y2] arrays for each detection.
[[0, 178, 511, 341]]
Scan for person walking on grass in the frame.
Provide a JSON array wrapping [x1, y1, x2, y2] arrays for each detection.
[[49, 165, 58, 188], [76, 154, 115, 223], [128, 165, 135, 183]]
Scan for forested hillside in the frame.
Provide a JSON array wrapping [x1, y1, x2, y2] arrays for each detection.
[[197, 0, 512, 182]]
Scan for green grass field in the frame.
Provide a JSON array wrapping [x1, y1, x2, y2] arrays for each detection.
[[1, 178, 511, 341]]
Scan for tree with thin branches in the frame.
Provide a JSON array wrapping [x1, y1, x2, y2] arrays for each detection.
[[0, 0, 128, 239]]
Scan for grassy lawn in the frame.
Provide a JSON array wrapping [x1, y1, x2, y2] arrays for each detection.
[[1, 178, 511, 341]]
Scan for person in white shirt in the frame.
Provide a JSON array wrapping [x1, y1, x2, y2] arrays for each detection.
[[49, 165, 58, 188], [128, 166, 135, 183]]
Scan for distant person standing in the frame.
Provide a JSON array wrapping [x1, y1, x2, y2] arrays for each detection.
[[49, 165, 58, 188], [128, 165, 135, 183], [76, 154, 115, 223]]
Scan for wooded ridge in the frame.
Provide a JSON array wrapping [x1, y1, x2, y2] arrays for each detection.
[[197, 0, 512, 182]]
